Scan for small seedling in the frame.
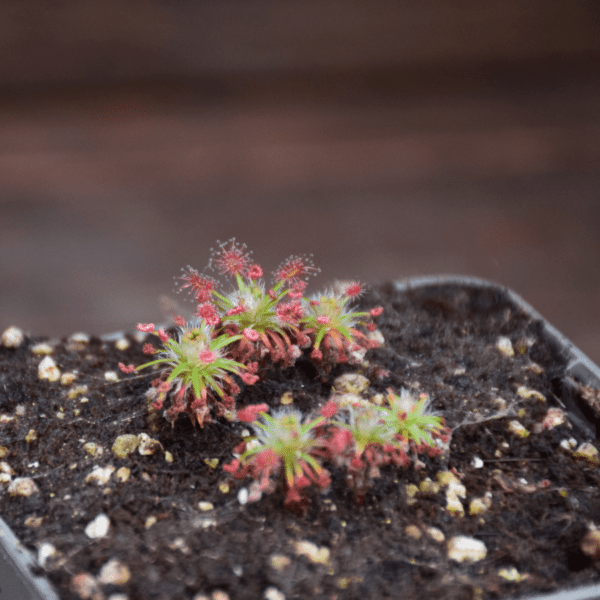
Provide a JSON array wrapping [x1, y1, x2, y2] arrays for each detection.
[[177, 240, 319, 369], [125, 319, 252, 427], [300, 283, 383, 371], [382, 388, 445, 450], [224, 406, 332, 507]]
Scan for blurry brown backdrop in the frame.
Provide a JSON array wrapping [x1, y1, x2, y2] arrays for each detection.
[[1, 1, 600, 362]]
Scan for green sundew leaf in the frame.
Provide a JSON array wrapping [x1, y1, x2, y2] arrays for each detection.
[[336, 325, 354, 342], [212, 290, 232, 306], [421, 432, 435, 446], [407, 424, 433, 446], [205, 375, 224, 397], [137, 358, 173, 370], [303, 454, 322, 474], [259, 413, 277, 429], [235, 272, 246, 291], [271, 279, 285, 294], [168, 363, 189, 381], [313, 327, 327, 349], [240, 443, 262, 460], [163, 338, 181, 350], [251, 421, 269, 435], [292, 460, 303, 480], [191, 368, 202, 398], [299, 417, 324, 436], [211, 334, 242, 351], [422, 416, 443, 429], [216, 356, 245, 369], [284, 462, 295, 487]]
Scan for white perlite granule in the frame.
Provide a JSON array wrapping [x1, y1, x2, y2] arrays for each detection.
[[447, 535, 487, 562], [85, 514, 111, 539]]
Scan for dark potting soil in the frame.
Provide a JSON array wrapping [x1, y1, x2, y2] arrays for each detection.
[[1, 282, 600, 600]]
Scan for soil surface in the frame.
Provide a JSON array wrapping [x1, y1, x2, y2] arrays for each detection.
[[1, 282, 600, 600]]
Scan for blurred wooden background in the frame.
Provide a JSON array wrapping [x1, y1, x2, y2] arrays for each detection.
[[1, 0, 600, 363]]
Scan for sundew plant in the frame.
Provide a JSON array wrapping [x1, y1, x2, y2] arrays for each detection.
[[119, 238, 446, 508]]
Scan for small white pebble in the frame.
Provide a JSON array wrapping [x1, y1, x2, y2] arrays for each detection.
[[405, 525, 421, 539], [542, 408, 567, 430], [71, 573, 99, 598], [69, 332, 90, 344], [264, 587, 286, 600], [573, 443, 600, 466], [426, 527, 445, 543], [0, 461, 15, 475], [104, 371, 119, 382], [169, 537, 189, 552], [269, 554, 291, 570], [60, 372, 77, 385], [517, 386, 546, 402], [8, 477, 39, 497], [446, 490, 465, 516], [496, 337, 514, 357], [508, 420, 530, 438], [237, 487, 249, 505], [333, 373, 371, 394], [85, 465, 115, 486], [38, 356, 61, 382], [112, 434, 139, 458], [448, 535, 487, 562], [85, 514, 110, 539], [98, 558, 131, 585], [25, 516, 44, 528], [107, 595, 129, 600], [116, 467, 130, 482], [498, 566, 527, 582], [469, 495, 492, 516], [1, 326, 24, 348], [31, 342, 53, 355], [67, 385, 88, 399], [145, 516, 157, 529], [115, 338, 130, 351], [471, 456, 484, 469], [560, 438, 578, 450], [84, 443, 104, 459], [294, 540, 330, 565], [138, 433, 162, 456], [38, 543, 57, 568]]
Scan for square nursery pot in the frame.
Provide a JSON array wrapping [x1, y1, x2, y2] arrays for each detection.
[[2, 276, 600, 600]]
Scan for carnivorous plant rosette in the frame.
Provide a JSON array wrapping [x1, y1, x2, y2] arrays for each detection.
[[224, 405, 333, 507], [382, 388, 447, 454], [300, 282, 384, 371], [176, 239, 320, 369], [121, 319, 255, 427]]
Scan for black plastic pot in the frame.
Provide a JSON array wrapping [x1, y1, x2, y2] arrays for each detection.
[[1, 275, 599, 600]]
